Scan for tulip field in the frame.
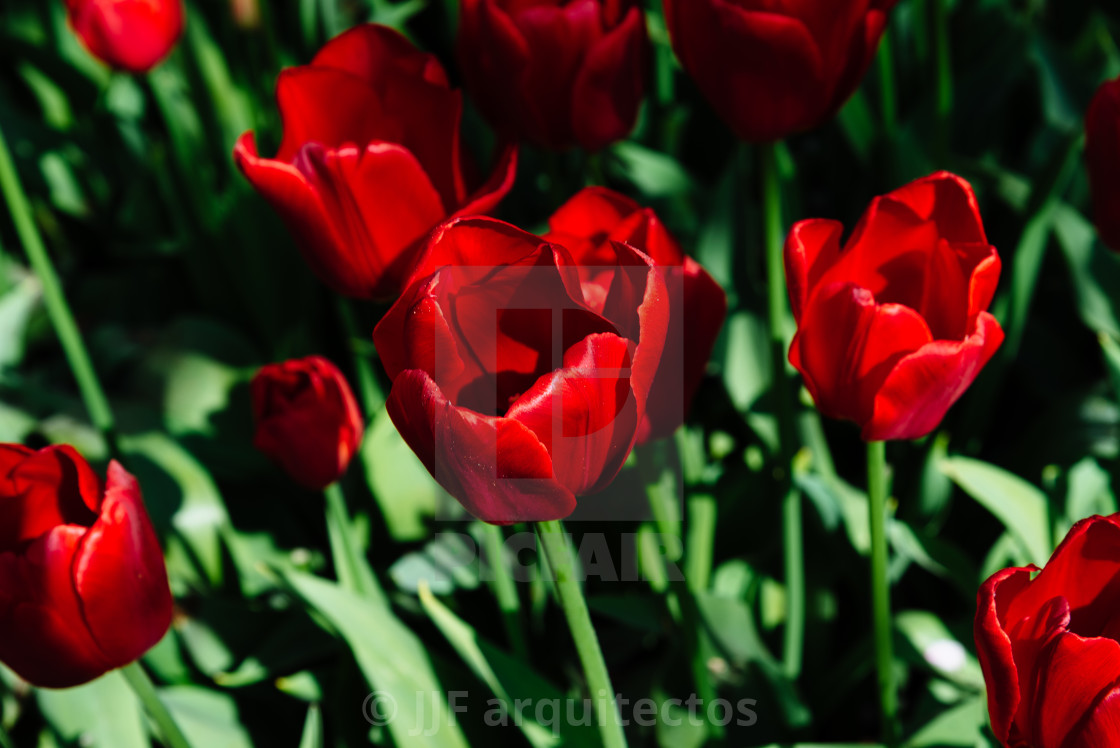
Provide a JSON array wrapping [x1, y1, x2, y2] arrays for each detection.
[[3, 0, 1120, 746]]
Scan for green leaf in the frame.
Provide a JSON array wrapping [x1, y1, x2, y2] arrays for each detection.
[[390, 532, 480, 595], [1065, 457, 1116, 522], [363, 406, 440, 542], [280, 569, 469, 748], [418, 581, 582, 748], [903, 696, 986, 747], [941, 456, 1051, 566], [120, 432, 232, 588], [159, 687, 254, 748], [894, 611, 984, 690], [722, 311, 770, 412], [37, 671, 146, 748], [607, 142, 695, 198], [1055, 202, 1120, 338], [298, 704, 323, 748]]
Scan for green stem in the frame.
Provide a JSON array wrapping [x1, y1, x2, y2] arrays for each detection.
[[760, 143, 804, 681], [120, 662, 192, 748], [878, 27, 897, 141], [675, 429, 716, 592], [535, 521, 627, 748], [323, 482, 385, 604], [0, 122, 119, 457], [481, 523, 529, 661], [640, 448, 722, 738], [0, 722, 14, 748], [867, 440, 899, 746]]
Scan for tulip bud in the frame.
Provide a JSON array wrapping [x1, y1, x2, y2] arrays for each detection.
[[0, 444, 172, 688], [251, 356, 365, 490], [65, 0, 184, 73]]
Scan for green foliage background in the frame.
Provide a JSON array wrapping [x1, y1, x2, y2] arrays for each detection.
[[1, 0, 1120, 745]]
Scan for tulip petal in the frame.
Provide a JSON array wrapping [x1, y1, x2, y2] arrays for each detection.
[[829, 3, 891, 115], [386, 369, 577, 523], [883, 171, 988, 245], [596, 243, 670, 406], [1030, 630, 1120, 748], [784, 218, 844, 322], [571, 5, 647, 150], [548, 186, 639, 242], [273, 68, 395, 163], [790, 283, 933, 428], [864, 311, 1003, 440], [453, 142, 519, 219], [825, 198, 946, 316], [457, 0, 532, 139], [638, 257, 726, 442], [72, 462, 172, 667], [512, 0, 604, 147], [1087, 78, 1120, 251], [234, 134, 366, 297], [1074, 686, 1120, 748], [1004, 515, 1120, 639], [974, 566, 1034, 743], [0, 445, 100, 550], [664, 0, 826, 141], [294, 142, 447, 299], [311, 23, 450, 89], [0, 525, 112, 688], [507, 333, 638, 496], [311, 25, 463, 204]]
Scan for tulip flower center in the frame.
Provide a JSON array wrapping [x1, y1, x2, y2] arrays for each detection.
[[422, 264, 620, 419]]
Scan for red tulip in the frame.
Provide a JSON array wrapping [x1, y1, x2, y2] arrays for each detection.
[[663, 0, 897, 142], [65, 0, 183, 73], [1086, 76, 1120, 251], [544, 187, 726, 441], [235, 24, 518, 300], [975, 514, 1120, 747], [457, 0, 649, 151], [251, 356, 364, 490], [0, 444, 171, 688], [785, 172, 1003, 441], [373, 217, 669, 523]]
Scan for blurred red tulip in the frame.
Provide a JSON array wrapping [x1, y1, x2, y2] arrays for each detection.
[[663, 0, 896, 142], [544, 187, 726, 441], [235, 24, 518, 300], [976, 514, 1120, 747], [251, 356, 364, 490], [1086, 75, 1120, 251], [0, 444, 171, 688], [65, 0, 183, 73], [785, 172, 1003, 441], [373, 217, 669, 523], [457, 0, 649, 151]]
